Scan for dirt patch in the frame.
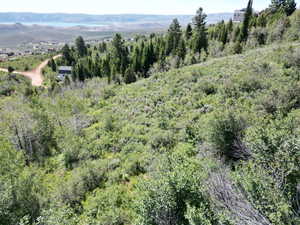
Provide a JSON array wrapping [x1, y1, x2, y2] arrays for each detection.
[[0, 54, 62, 86]]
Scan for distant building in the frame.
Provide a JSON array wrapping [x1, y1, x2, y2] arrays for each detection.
[[57, 66, 72, 81], [0, 54, 8, 62], [47, 48, 56, 53], [7, 52, 15, 57], [233, 9, 246, 22]]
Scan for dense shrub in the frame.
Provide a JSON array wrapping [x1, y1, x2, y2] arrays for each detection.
[[268, 17, 290, 43], [135, 152, 220, 225], [282, 47, 300, 69], [247, 27, 268, 47], [1, 32, 300, 225], [286, 10, 300, 40], [58, 162, 106, 208], [150, 130, 176, 151], [0, 138, 40, 225], [209, 112, 250, 161]]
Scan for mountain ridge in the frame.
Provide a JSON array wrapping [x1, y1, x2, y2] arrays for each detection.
[[0, 12, 233, 25]]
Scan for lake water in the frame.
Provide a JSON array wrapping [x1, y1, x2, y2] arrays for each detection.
[[0, 22, 106, 27]]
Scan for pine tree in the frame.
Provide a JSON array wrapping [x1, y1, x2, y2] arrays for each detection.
[[226, 19, 234, 41], [166, 19, 182, 55], [233, 26, 241, 42], [102, 55, 111, 83], [148, 41, 156, 65], [141, 45, 150, 76], [239, 0, 253, 42], [62, 44, 73, 65], [217, 20, 228, 45], [132, 46, 142, 72], [270, 0, 296, 15], [7, 66, 14, 74], [48, 58, 56, 72], [185, 23, 193, 40], [227, 19, 233, 33], [99, 42, 107, 53], [111, 34, 129, 75], [191, 8, 208, 54], [284, 0, 297, 16], [75, 36, 87, 57], [177, 38, 186, 60], [124, 67, 137, 84], [158, 39, 167, 60], [256, 13, 267, 27]]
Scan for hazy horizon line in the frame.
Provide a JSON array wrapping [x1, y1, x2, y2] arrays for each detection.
[[0, 11, 235, 16]]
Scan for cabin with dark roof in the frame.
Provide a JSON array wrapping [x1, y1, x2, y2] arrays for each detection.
[[57, 66, 72, 80]]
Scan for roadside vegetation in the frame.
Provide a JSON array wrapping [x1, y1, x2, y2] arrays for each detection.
[[0, 54, 51, 71], [0, 71, 31, 96], [0, 1, 300, 225]]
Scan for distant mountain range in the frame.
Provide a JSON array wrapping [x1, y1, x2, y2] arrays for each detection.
[[0, 12, 233, 48], [0, 12, 233, 26]]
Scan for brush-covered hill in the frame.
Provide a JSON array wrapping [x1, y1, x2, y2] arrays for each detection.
[[0, 41, 299, 225]]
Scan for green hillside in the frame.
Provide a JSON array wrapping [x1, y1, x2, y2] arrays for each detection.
[[0, 41, 300, 224], [1, 1, 300, 225]]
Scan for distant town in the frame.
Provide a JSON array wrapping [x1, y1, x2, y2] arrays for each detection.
[[0, 41, 63, 61], [0, 10, 242, 63], [0, 38, 115, 62]]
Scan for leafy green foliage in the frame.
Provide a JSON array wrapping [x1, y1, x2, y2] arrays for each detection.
[[239, 0, 253, 42], [0, 54, 49, 71], [209, 111, 250, 161], [1, 5, 300, 225], [270, 0, 297, 16]]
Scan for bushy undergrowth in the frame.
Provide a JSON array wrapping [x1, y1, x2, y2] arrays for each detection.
[[0, 42, 300, 225], [0, 54, 50, 71]]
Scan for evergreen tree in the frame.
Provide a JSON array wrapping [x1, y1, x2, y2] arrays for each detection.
[[124, 67, 137, 84], [102, 55, 111, 83], [239, 0, 253, 42], [284, 0, 297, 15], [227, 19, 233, 33], [75, 36, 87, 57], [166, 19, 182, 55], [93, 55, 102, 77], [158, 39, 167, 60], [99, 42, 107, 53], [148, 41, 156, 65], [132, 46, 142, 72], [141, 45, 151, 76], [185, 23, 193, 40], [233, 26, 241, 42], [270, 0, 296, 15], [226, 19, 234, 41], [7, 66, 14, 74], [217, 20, 228, 44], [177, 38, 187, 60], [256, 13, 268, 27], [191, 8, 208, 54], [48, 58, 56, 72], [111, 34, 129, 75], [62, 44, 73, 65]]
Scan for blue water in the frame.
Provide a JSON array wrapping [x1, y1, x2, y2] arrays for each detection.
[[0, 22, 106, 27]]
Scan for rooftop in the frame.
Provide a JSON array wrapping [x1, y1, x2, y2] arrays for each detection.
[[58, 66, 72, 71]]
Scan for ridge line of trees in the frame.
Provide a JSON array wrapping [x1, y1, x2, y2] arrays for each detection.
[[54, 0, 298, 85]]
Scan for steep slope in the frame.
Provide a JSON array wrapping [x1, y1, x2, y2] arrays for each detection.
[[0, 43, 300, 225]]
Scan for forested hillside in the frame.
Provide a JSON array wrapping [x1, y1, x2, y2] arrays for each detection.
[[0, 1, 300, 225], [47, 0, 300, 89]]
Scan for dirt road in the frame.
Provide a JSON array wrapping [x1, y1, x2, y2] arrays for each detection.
[[0, 54, 62, 86]]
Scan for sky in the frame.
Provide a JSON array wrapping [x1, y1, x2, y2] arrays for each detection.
[[0, 0, 299, 15]]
